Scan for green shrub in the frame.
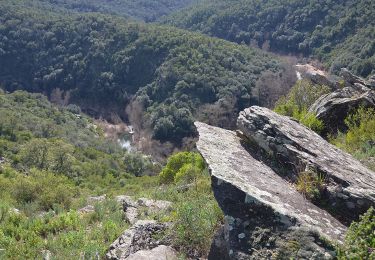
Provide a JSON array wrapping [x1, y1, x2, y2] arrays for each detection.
[[331, 107, 375, 170], [274, 80, 329, 134], [159, 152, 205, 184], [296, 171, 325, 201], [338, 207, 375, 259], [174, 195, 223, 254], [299, 111, 325, 134]]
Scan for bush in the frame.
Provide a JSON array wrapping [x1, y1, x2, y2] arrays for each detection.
[[159, 152, 205, 184], [331, 107, 375, 170], [338, 207, 375, 259], [299, 111, 325, 134], [296, 171, 325, 201], [174, 197, 222, 254], [274, 80, 328, 134]]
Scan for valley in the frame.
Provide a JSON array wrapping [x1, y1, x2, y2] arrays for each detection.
[[0, 0, 374, 259]]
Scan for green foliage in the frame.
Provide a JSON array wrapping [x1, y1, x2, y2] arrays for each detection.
[[174, 195, 222, 254], [0, 90, 161, 258], [159, 152, 205, 184], [124, 152, 161, 177], [338, 207, 375, 259], [33, 0, 197, 21], [299, 112, 325, 134], [0, 200, 127, 259], [164, 0, 375, 77], [331, 107, 375, 170], [295, 171, 325, 201], [0, 90, 222, 258], [274, 80, 329, 133], [0, 0, 280, 142]]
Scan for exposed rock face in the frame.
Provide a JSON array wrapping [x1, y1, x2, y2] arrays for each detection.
[[309, 69, 375, 133], [107, 197, 174, 259], [237, 106, 375, 222], [295, 64, 336, 89], [126, 245, 177, 260], [77, 205, 95, 214], [115, 196, 172, 224], [340, 68, 375, 88], [87, 194, 107, 204], [106, 220, 170, 260], [195, 122, 346, 259]]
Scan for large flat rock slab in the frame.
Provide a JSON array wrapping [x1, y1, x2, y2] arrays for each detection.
[[195, 122, 346, 243], [237, 106, 375, 222]]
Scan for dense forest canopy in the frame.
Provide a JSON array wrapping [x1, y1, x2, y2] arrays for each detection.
[[163, 0, 375, 77], [19, 0, 199, 21], [0, 1, 281, 143]]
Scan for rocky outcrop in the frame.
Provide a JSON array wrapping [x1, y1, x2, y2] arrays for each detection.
[[237, 106, 375, 223], [106, 197, 174, 259], [309, 69, 375, 133], [340, 68, 375, 89], [195, 105, 375, 258], [195, 121, 346, 259], [106, 220, 171, 260], [115, 196, 172, 224], [126, 245, 177, 260], [295, 64, 336, 89]]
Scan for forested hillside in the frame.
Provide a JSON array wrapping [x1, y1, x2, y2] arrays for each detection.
[[163, 0, 375, 77], [0, 1, 281, 143], [0, 90, 222, 259], [23, 0, 199, 21]]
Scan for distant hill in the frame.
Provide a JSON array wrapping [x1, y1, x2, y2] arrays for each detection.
[[30, 0, 199, 21], [163, 0, 375, 77], [0, 1, 281, 143]]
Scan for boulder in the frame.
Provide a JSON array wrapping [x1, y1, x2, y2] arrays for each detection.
[[106, 220, 170, 260], [309, 85, 375, 133], [126, 245, 177, 260], [116, 196, 139, 224], [295, 64, 336, 89], [77, 205, 95, 214], [87, 194, 106, 204], [237, 106, 375, 223], [309, 68, 375, 135], [115, 196, 172, 224], [367, 75, 375, 88], [137, 198, 172, 213], [195, 121, 346, 259], [340, 68, 370, 87]]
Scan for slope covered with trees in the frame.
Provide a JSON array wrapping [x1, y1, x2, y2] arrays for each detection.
[[23, 0, 199, 21], [163, 0, 375, 77], [0, 1, 281, 143], [0, 90, 222, 259]]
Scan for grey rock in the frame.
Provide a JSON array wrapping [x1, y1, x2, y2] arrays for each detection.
[[125, 207, 138, 225], [195, 121, 346, 259], [87, 194, 106, 204], [106, 220, 170, 260], [340, 68, 366, 85], [116, 196, 139, 224], [237, 106, 375, 222], [42, 250, 51, 260], [116, 195, 138, 208], [295, 64, 336, 89], [78, 205, 95, 214], [137, 198, 172, 213], [309, 86, 375, 133], [9, 208, 20, 215], [116, 196, 172, 224], [125, 245, 177, 260]]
